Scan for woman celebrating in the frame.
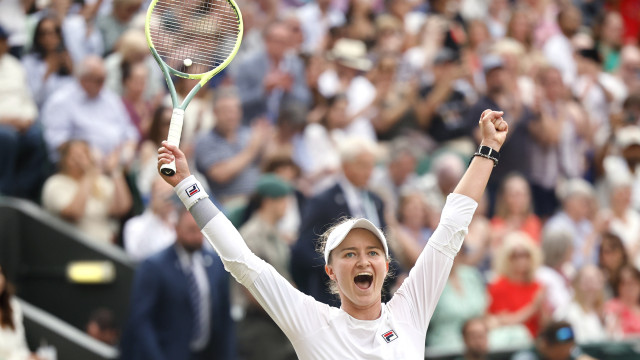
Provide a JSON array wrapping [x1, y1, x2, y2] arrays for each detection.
[[157, 110, 507, 359]]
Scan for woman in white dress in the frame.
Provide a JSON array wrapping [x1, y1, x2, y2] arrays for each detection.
[[157, 110, 508, 359]]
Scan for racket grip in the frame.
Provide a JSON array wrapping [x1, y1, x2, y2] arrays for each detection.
[[160, 108, 185, 176]]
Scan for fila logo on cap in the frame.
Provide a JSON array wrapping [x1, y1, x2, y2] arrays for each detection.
[[382, 330, 398, 343], [186, 184, 200, 197]]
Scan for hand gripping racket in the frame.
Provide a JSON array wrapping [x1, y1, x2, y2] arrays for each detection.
[[145, 0, 243, 176]]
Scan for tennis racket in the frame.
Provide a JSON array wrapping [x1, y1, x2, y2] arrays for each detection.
[[145, 0, 243, 176]]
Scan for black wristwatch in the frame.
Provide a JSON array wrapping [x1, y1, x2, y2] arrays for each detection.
[[473, 145, 500, 167]]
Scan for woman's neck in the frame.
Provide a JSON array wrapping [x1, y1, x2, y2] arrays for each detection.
[[341, 300, 382, 321]]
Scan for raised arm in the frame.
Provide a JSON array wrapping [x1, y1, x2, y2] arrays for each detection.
[[453, 109, 508, 202]]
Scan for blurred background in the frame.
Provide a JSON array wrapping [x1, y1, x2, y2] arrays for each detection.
[[1, 0, 640, 359]]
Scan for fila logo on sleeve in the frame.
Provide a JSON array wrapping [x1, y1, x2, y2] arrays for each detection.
[[381, 330, 398, 343], [186, 184, 200, 197]]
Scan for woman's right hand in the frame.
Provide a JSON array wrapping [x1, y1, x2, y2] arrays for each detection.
[[157, 141, 191, 187]]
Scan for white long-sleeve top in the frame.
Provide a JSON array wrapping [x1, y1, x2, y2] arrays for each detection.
[[181, 176, 477, 360]]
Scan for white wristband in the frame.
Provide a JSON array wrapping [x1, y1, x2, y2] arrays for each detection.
[[175, 175, 209, 210]]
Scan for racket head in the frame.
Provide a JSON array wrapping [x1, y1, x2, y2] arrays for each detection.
[[145, 0, 243, 83]]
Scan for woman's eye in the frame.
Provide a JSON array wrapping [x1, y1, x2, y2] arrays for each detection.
[[369, 251, 379, 256], [345, 253, 355, 258]]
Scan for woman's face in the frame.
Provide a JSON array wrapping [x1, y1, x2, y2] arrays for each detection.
[[62, 142, 93, 175], [37, 19, 61, 53], [509, 13, 530, 43], [618, 269, 640, 303], [325, 229, 388, 311], [578, 265, 604, 296], [610, 185, 632, 210], [509, 246, 532, 277], [600, 238, 625, 271], [326, 98, 349, 129], [504, 177, 530, 216]]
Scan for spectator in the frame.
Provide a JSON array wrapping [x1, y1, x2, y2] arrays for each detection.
[[41, 55, 138, 163], [426, 257, 488, 353], [596, 12, 624, 73], [542, 5, 582, 85], [86, 308, 119, 346], [104, 29, 164, 103], [194, 89, 272, 208], [616, 46, 640, 95], [604, 265, 640, 338], [237, 174, 297, 360], [0, 266, 35, 360], [318, 38, 377, 140], [301, 94, 350, 194], [598, 232, 629, 298], [420, 152, 466, 212], [123, 177, 177, 261], [61, 0, 104, 64], [536, 228, 574, 313], [0, 25, 47, 200], [369, 55, 420, 140], [487, 231, 545, 339], [528, 66, 587, 218], [544, 178, 601, 269], [491, 174, 542, 245], [96, 0, 143, 55], [233, 21, 310, 122], [369, 138, 420, 216], [133, 105, 172, 202], [388, 191, 434, 269], [41, 140, 132, 243], [554, 265, 607, 344], [296, 0, 345, 53], [602, 125, 640, 212], [120, 61, 152, 140], [415, 48, 474, 144], [120, 210, 235, 360], [511, 321, 595, 360], [466, 55, 537, 209], [21, 16, 74, 108], [292, 137, 388, 307], [603, 175, 640, 268], [457, 317, 490, 360]]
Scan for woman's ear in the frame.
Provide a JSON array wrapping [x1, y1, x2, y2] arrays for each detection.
[[325, 264, 336, 280]]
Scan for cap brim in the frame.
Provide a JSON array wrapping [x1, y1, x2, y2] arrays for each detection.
[[324, 218, 388, 263]]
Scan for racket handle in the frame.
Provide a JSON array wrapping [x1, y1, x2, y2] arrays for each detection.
[[160, 108, 185, 176]]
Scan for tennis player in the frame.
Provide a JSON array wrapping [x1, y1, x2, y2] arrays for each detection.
[[157, 109, 507, 359]]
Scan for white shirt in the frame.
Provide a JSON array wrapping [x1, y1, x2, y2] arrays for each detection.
[[0, 298, 31, 360], [0, 54, 38, 121], [297, 3, 345, 53], [62, 14, 104, 64], [554, 302, 607, 344], [543, 33, 576, 86], [41, 81, 138, 160], [536, 266, 572, 312], [123, 210, 177, 261], [198, 192, 477, 359]]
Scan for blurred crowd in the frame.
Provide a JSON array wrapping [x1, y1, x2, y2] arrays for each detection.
[[2, 0, 640, 359]]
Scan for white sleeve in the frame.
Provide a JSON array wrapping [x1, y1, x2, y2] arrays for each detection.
[[179, 175, 327, 338], [388, 193, 477, 332]]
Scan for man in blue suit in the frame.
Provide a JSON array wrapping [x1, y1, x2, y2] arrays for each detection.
[[291, 138, 391, 307], [120, 209, 235, 360]]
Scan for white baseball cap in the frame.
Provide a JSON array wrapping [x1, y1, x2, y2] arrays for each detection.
[[324, 218, 389, 264]]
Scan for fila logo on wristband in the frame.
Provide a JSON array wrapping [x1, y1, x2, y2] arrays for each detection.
[[382, 330, 398, 343], [186, 184, 200, 197]]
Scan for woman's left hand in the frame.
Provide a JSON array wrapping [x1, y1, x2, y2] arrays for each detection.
[[479, 109, 508, 151]]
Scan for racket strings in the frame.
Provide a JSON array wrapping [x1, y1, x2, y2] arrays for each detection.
[[149, 0, 240, 75]]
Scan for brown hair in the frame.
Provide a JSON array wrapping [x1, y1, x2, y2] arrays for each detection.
[[0, 267, 15, 330]]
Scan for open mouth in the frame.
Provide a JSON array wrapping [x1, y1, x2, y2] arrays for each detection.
[[354, 272, 373, 290]]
